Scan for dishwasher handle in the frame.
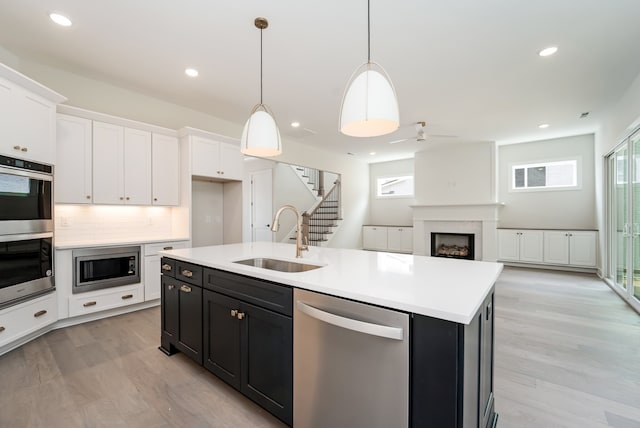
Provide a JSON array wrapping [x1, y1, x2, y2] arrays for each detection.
[[296, 301, 404, 340]]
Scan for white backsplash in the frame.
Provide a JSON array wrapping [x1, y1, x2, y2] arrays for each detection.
[[55, 205, 176, 244]]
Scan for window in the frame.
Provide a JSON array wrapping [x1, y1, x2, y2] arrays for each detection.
[[376, 175, 414, 198], [511, 159, 579, 191]]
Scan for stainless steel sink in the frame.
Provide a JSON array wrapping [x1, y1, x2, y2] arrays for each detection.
[[233, 257, 323, 273]]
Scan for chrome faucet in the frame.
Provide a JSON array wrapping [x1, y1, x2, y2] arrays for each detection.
[[271, 205, 309, 258]]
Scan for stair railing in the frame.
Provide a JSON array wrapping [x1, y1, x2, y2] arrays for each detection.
[[302, 179, 341, 246]]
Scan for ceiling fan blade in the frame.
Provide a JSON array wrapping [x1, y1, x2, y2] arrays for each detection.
[[388, 138, 410, 144]]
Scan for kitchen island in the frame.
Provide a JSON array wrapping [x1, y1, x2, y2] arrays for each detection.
[[159, 242, 503, 428]]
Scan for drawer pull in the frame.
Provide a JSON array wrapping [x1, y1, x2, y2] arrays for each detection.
[[21, 147, 28, 152], [34, 310, 47, 318], [237, 312, 245, 320], [167, 284, 175, 290], [181, 269, 193, 278], [230, 309, 238, 317], [121, 294, 134, 300], [180, 285, 192, 293], [13, 145, 21, 150], [83, 301, 97, 307], [163, 246, 173, 250], [161, 264, 172, 271], [0, 326, 5, 333]]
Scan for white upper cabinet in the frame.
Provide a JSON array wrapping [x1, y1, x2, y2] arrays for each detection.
[[152, 134, 180, 206], [191, 136, 243, 180], [55, 114, 93, 203], [0, 65, 66, 164], [93, 121, 151, 205]]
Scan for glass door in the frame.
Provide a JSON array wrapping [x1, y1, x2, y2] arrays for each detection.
[[606, 128, 640, 311]]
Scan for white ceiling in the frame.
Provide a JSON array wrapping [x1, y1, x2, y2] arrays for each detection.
[[2, 0, 640, 163]]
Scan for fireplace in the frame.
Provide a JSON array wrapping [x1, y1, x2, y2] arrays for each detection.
[[431, 232, 475, 260]]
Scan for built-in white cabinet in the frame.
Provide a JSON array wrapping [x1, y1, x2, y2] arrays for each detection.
[[152, 134, 180, 205], [499, 228, 597, 269], [544, 231, 597, 267], [55, 114, 93, 203], [92, 122, 152, 205], [143, 240, 189, 301], [387, 227, 414, 253], [497, 229, 544, 263], [68, 284, 145, 317], [0, 292, 58, 349], [191, 136, 243, 180], [0, 65, 65, 164], [363, 226, 413, 253]]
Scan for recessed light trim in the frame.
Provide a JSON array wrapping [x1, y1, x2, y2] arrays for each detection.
[[538, 123, 550, 129], [290, 122, 300, 128], [49, 12, 72, 27], [185, 68, 199, 77], [538, 46, 558, 57]]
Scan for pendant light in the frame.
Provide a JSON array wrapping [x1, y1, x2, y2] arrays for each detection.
[[339, 0, 399, 137], [241, 17, 282, 157]]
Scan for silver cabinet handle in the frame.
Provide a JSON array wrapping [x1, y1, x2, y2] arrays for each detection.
[[161, 264, 172, 271], [231, 309, 238, 317], [180, 285, 192, 293], [34, 310, 47, 318], [83, 301, 97, 307], [296, 301, 403, 340], [167, 284, 175, 290], [181, 269, 193, 278], [237, 312, 245, 320]]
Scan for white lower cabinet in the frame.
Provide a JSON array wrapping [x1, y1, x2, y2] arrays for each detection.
[[143, 240, 189, 301], [544, 231, 597, 267], [0, 292, 58, 348], [363, 226, 413, 253], [497, 230, 543, 263], [499, 229, 597, 269], [68, 284, 144, 317]]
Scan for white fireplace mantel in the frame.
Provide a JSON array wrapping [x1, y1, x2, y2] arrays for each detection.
[[411, 203, 504, 261]]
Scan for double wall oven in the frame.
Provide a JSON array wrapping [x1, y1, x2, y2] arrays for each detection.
[[0, 155, 54, 308]]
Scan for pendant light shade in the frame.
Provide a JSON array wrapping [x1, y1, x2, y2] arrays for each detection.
[[340, 61, 399, 137], [241, 17, 282, 157], [339, 0, 399, 138], [241, 104, 282, 156]]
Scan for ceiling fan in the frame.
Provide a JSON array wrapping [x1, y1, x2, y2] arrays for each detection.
[[388, 121, 457, 144]]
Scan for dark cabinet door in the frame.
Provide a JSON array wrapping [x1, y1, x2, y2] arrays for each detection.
[[240, 301, 293, 426], [203, 290, 242, 389], [160, 275, 179, 353], [175, 282, 203, 364], [480, 292, 495, 428]]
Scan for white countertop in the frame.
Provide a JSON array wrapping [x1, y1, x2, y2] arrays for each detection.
[[160, 242, 503, 324]]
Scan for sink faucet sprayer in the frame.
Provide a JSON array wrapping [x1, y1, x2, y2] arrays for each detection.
[[271, 205, 309, 258]]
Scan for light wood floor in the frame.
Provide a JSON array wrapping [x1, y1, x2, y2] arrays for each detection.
[[0, 267, 638, 427], [495, 267, 640, 428]]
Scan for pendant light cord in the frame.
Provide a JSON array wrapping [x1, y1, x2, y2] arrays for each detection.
[[260, 27, 263, 105], [367, 0, 371, 63]]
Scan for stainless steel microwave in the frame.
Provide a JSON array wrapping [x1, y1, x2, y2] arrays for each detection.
[[0, 155, 53, 235], [0, 232, 55, 309], [73, 246, 141, 293]]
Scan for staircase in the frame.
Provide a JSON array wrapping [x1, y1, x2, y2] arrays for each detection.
[[287, 166, 342, 247]]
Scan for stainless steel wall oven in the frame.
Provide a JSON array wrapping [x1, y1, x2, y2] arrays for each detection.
[[73, 246, 141, 293], [0, 155, 55, 309]]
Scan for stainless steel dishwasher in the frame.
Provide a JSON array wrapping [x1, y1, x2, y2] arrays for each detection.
[[294, 288, 409, 427]]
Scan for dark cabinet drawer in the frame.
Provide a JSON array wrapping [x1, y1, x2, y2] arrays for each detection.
[[175, 261, 203, 286], [160, 257, 176, 277], [203, 268, 293, 316]]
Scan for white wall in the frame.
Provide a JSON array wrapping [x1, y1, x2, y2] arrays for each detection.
[[414, 141, 496, 205], [498, 134, 596, 229], [369, 159, 414, 226], [191, 180, 224, 247]]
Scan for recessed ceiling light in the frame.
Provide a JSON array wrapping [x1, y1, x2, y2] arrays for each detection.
[[290, 122, 300, 128], [185, 68, 199, 77], [538, 46, 558, 57], [538, 123, 550, 129], [369, 152, 376, 155], [49, 12, 72, 27]]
